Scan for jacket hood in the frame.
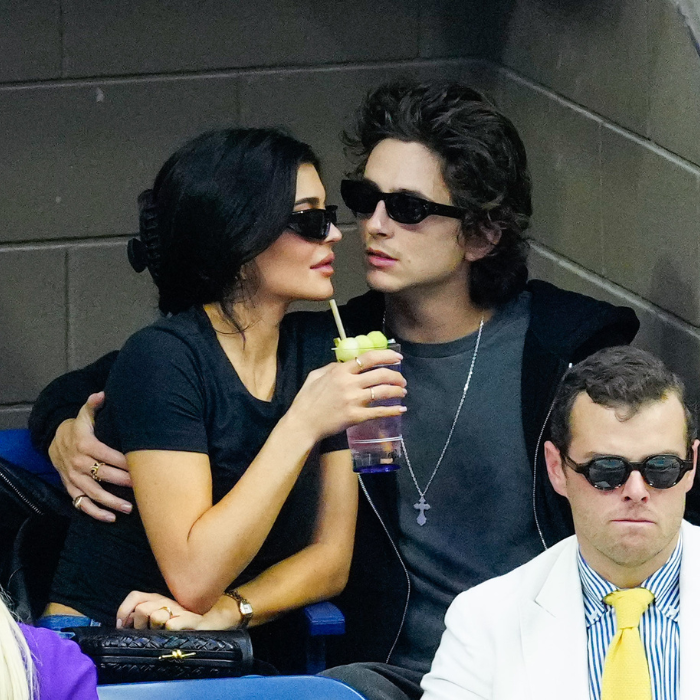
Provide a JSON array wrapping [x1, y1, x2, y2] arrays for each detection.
[[340, 280, 640, 360], [525, 279, 639, 363]]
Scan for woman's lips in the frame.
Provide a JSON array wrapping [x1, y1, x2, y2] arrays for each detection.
[[366, 249, 397, 269], [311, 254, 335, 276]]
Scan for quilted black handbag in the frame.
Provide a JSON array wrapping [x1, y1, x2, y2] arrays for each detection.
[[66, 627, 255, 684]]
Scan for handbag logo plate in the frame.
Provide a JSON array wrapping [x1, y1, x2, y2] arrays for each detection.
[[158, 649, 197, 661]]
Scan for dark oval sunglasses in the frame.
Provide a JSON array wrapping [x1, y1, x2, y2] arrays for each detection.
[[564, 453, 694, 491], [286, 205, 338, 241], [341, 179, 467, 225]]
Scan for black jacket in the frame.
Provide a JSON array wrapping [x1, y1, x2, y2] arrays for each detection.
[[29, 281, 640, 665], [327, 280, 640, 666]]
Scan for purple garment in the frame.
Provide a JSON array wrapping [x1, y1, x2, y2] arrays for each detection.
[[20, 624, 98, 700]]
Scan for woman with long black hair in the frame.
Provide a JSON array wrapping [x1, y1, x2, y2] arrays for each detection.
[[39, 128, 405, 667]]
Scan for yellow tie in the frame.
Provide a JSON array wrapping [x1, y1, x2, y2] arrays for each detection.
[[601, 587, 655, 700]]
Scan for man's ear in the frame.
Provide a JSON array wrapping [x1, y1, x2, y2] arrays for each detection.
[[544, 440, 568, 498], [463, 226, 501, 263], [684, 438, 699, 493]]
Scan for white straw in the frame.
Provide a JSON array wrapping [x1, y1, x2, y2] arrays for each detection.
[[329, 299, 346, 340]]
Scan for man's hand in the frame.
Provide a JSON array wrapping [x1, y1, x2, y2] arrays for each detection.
[[49, 392, 132, 522]]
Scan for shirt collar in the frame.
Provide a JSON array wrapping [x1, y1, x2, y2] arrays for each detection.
[[577, 534, 682, 627]]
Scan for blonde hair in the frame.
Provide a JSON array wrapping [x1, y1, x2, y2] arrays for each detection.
[[0, 592, 35, 700]]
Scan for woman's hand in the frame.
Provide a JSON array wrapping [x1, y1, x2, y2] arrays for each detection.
[[288, 349, 407, 443], [117, 591, 241, 631], [49, 392, 132, 522]]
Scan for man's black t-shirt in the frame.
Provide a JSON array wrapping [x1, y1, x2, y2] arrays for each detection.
[[50, 306, 346, 624]]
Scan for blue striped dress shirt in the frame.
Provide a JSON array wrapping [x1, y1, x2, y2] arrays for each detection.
[[578, 537, 681, 700]]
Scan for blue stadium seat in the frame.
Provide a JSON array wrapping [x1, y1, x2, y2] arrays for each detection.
[[97, 675, 367, 699], [304, 600, 345, 673], [0, 428, 60, 485]]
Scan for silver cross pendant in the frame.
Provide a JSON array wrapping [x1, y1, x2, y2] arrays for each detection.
[[414, 496, 430, 526]]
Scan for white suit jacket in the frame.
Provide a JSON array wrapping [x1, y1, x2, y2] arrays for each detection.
[[421, 521, 700, 700]]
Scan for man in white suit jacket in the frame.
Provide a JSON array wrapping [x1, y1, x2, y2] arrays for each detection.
[[422, 346, 699, 700]]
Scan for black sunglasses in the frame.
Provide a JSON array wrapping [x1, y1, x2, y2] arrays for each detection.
[[341, 179, 468, 225], [286, 206, 338, 241], [564, 453, 694, 491]]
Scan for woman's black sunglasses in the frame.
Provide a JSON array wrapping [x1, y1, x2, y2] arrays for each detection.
[[341, 179, 467, 225], [287, 206, 338, 241], [564, 453, 694, 491]]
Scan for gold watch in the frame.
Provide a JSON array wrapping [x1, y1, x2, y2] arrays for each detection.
[[224, 588, 253, 629]]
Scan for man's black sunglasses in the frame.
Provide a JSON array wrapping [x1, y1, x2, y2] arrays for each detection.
[[564, 453, 694, 491], [341, 179, 468, 225], [287, 206, 338, 241]]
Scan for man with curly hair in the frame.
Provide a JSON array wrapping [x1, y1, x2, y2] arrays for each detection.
[[315, 80, 638, 699], [29, 80, 639, 699]]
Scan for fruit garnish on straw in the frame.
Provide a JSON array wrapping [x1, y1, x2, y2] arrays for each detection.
[[329, 299, 359, 361], [329, 300, 393, 361], [367, 330, 389, 350]]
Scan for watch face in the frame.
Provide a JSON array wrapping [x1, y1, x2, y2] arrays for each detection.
[[241, 602, 254, 616]]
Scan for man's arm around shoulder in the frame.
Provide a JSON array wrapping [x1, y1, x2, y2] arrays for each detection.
[[28, 351, 118, 456]]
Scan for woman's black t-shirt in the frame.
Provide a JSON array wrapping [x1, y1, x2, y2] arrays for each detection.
[[50, 306, 346, 624]]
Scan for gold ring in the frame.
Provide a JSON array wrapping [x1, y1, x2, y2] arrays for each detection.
[[354, 356, 364, 371], [369, 387, 375, 402], [158, 606, 174, 619], [73, 495, 86, 510], [90, 461, 105, 481]]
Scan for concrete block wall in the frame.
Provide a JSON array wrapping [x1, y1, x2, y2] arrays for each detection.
[[2, 0, 699, 427], [486, 0, 700, 404], [0, 0, 491, 429]]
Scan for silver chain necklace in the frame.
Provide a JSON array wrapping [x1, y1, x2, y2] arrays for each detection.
[[386, 313, 485, 526]]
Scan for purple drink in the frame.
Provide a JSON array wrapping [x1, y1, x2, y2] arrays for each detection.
[[345, 345, 403, 474], [346, 411, 403, 473]]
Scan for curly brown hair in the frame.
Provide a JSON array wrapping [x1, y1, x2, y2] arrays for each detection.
[[343, 79, 532, 308]]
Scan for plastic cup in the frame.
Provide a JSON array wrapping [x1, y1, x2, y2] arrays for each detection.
[[338, 343, 403, 474]]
